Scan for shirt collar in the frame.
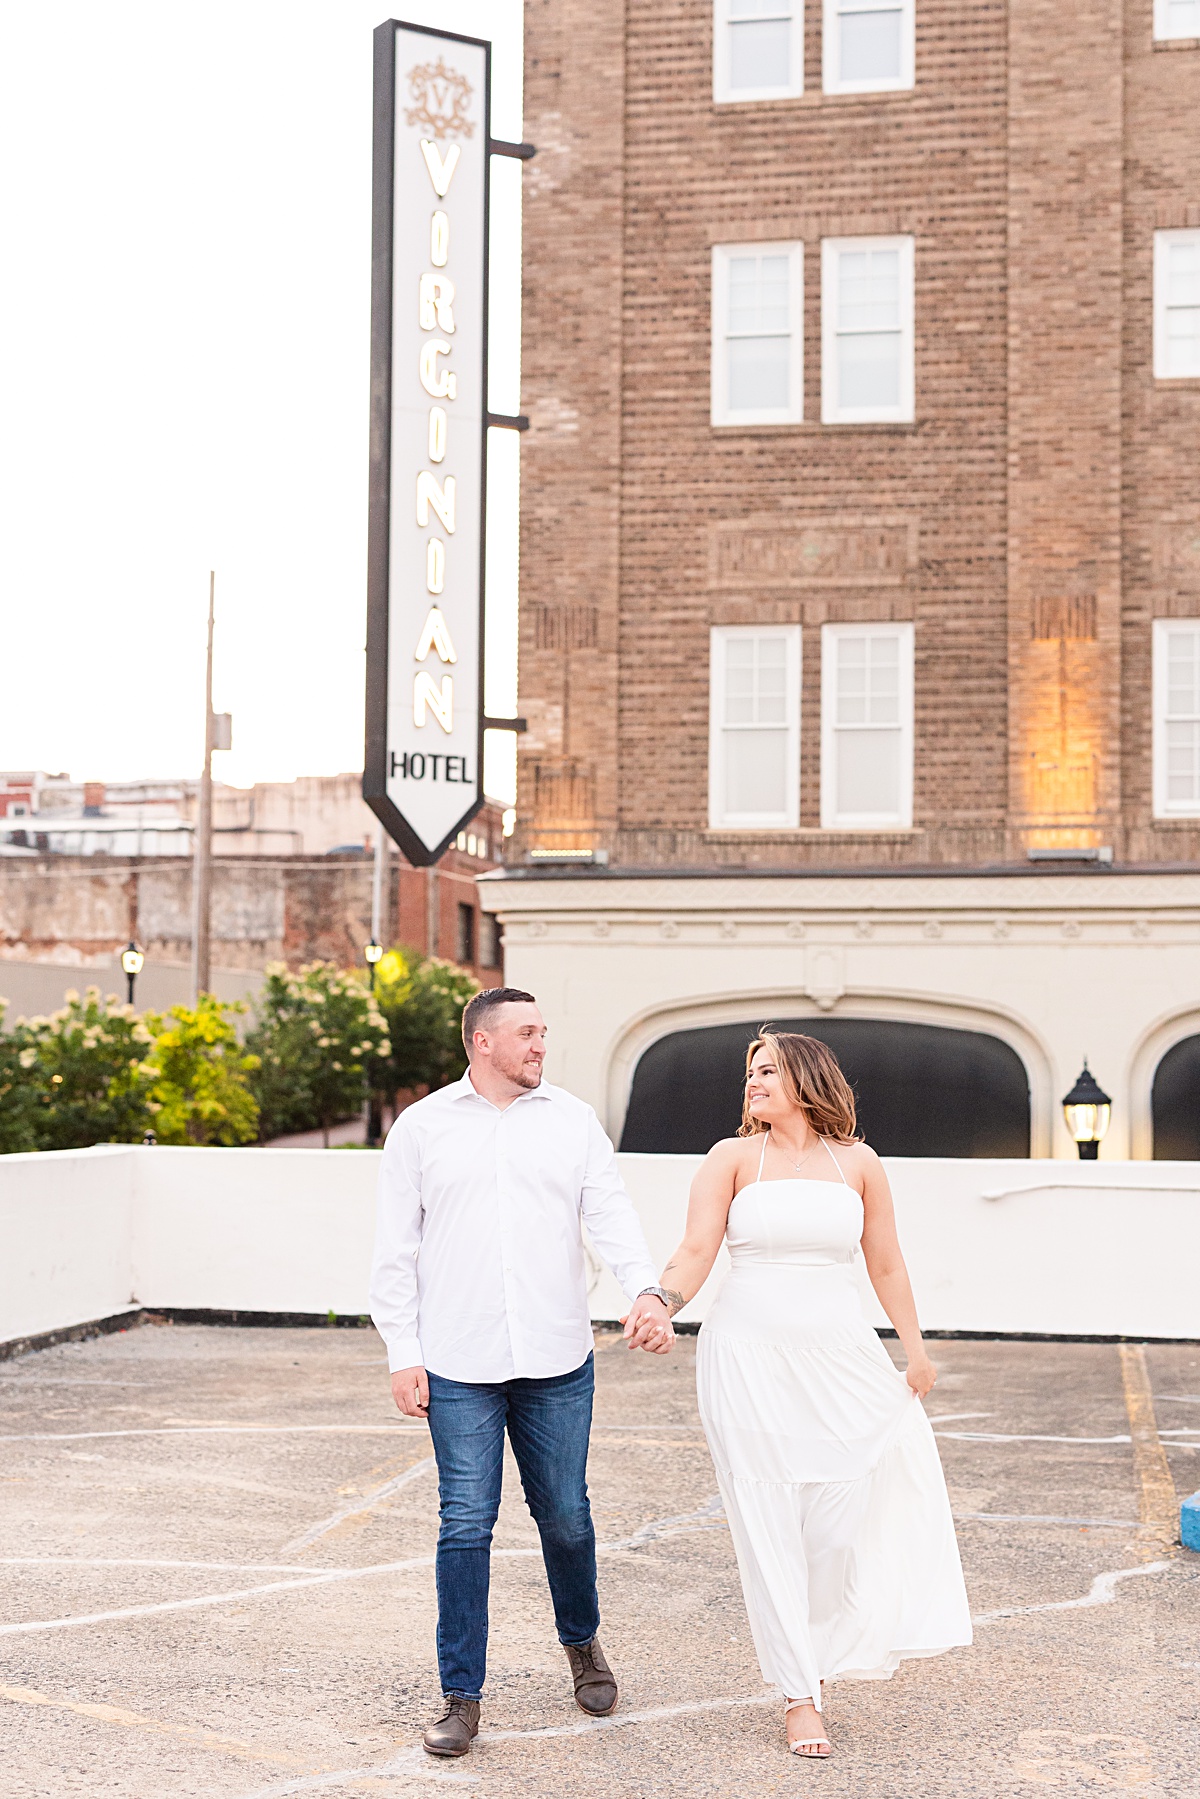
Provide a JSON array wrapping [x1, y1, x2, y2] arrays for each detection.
[[451, 1069, 553, 1105]]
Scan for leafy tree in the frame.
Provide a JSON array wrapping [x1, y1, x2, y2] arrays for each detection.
[[246, 962, 391, 1144], [0, 999, 40, 1154], [372, 949, 477, 1099], [8, 987, 156, 1150], [141, 996, 260, 1145]]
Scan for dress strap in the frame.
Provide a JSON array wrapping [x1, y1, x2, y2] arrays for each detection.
[[757, 1132, 770, 1181], [820, 1138, 849, 1186]]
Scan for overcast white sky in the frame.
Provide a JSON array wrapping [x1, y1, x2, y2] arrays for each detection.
[[0, 1, 523, 800]]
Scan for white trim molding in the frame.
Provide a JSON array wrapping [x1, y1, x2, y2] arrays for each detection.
[[708, 623, 802, 828], [1127, 1002, 1200, 1159], [821, 235, 915, 423], [711, 241, 805, 427], [1153, 0, 1200, 41], [1152, 618, 1200, 816], [604, 986, 1054, 1157], [713, 0, 804, 104], [1153, 229, 1200, 381], [820, 620, 914, 829], [823, 0, 914, 94]]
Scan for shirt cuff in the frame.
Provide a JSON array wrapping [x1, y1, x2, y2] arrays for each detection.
[[623, 1267, 665, 1303], [383, 1334, 425, 1373]]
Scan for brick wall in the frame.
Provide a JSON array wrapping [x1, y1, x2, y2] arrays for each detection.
[[517, 0, 1200, 869], [0, 844, 504, 991]]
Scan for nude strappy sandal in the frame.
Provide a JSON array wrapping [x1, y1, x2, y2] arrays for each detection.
[[784, 1697, 831, 1758]]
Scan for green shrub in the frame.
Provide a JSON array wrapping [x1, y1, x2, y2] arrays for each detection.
[[246, 962, 390, 1144], [4, 988, 156, 1150], [372, 949, 477, 1098], [0, 1000, 41, 1154], [142, 995, 260, 1145]]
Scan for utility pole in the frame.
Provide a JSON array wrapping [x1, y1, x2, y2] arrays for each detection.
[[190, 572, 216, 1001], [370, 827, 387, 956]]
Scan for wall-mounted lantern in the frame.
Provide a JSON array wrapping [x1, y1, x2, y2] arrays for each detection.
[[1062, 1060, 1111, 1161]]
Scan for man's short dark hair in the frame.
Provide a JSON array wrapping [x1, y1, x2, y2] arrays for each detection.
[[462, 987, 538, 1053]]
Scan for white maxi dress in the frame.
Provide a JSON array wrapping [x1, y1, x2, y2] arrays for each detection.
[[696, 1136, 972, 1710]]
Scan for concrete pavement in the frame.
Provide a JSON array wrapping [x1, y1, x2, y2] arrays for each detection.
[[1, 1323, 1197, 1797]]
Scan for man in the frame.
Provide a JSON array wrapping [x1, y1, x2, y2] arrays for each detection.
[[369, 987, 675, 1759]]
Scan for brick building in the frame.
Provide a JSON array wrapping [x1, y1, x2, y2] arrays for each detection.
[[479, 0, 1200, 1159]]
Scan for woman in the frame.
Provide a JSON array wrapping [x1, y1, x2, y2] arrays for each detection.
[[656, 1030, 971, 1758]]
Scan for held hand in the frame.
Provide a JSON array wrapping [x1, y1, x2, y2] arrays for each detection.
[[905, 1352, 937, 1401], [620, 1295, 674, 1355], [391, 1365, 430, 1417]]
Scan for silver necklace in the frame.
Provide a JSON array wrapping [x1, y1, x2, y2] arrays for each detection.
[[770, 1131, 821, 1174]]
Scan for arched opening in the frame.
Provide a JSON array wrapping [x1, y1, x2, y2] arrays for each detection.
[[1151, 1034, 1200, 1159], [618, 1016, 1031, 1157]]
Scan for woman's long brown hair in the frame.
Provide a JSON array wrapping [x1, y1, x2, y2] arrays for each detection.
[[737, 1028, 860, 1144]]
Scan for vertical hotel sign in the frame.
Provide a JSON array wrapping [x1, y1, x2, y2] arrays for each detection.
[[365, 20, 490, 865]]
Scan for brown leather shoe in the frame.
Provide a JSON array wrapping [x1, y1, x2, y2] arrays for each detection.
[[565, 1637, 618, 1716], [423, 1697, 480, 1756]]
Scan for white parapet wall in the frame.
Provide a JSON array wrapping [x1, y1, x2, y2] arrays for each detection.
[[1, 1145, 1198, 1349]]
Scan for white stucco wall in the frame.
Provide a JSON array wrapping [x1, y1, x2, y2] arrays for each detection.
[[479, 867, 1200, 1160], [129, 1147, 379, 1316], [0, 1145, 137, 1343], [1, 1146, 1197, 1349]]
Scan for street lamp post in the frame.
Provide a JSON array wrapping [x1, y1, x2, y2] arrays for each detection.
[[1062, 1060, 1111, 1160], [364, 938, 383, 991], [364, 938, 385, 1148], [121, 941, 145, 1008]]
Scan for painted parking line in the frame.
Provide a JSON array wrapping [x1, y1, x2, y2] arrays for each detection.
[[0, 1554, 441, 1637], [281, 1457, 437, 1555], [0, 1423, 430, 1443], [225, 1559, 1182, 1799], [955, 1513, 1139, 1529], [0, 1507, 735, 1639], [934, 1431, 1132, 1444], [972, 1560, 1172, 1623], [0, 1557, 325, 1575], [1119, 1344, 1178, 1556], [0, 1682, 315, 1772], [230, 1695, 784, 1799]]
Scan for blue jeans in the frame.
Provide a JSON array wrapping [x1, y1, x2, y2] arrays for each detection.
[[425, 1354, 599, 1701]]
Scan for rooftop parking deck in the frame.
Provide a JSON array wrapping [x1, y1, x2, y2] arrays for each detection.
[[1, 1322, 1197, 1798]]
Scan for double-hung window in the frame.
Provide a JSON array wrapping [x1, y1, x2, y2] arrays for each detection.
[[823, 0, 913, 93], [1153, 0, 1200, 39], [709, 626, 801, 828], [821, 236, 914, 422], [713, 0, 804, 103], [1153, 621, 1200, 817], [1154, 231, 1200, 380], [820, 623, 914, 828], [712, 242, 804, 425]]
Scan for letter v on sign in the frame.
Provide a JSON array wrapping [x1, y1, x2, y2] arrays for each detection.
[[420, 140, 460, 198]]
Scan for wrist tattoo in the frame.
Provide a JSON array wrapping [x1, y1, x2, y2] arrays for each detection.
[[663, 1288, 684, 1317]]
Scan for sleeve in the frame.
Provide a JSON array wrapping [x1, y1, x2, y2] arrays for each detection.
[[578, 1106, 661, 1301], [369, 1113, 426, 1372]]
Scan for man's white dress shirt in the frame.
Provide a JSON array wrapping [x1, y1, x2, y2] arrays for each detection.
[[369, 1071, 661, 1382]]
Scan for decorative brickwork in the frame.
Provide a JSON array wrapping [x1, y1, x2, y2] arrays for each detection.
[[517, 0, 1200, 870]]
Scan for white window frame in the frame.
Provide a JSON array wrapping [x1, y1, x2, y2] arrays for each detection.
[[711, 241, 805, 426], [820, 621, 914, 829], [821, 235, 914, 424], [822, 0, 914, 94], [713, 0, 804, 104], [1153, 229, 1200, 381], [1153, 620, 1200, 817], [708, 625, 802, 829], [1153, 0, 1200, 40]]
